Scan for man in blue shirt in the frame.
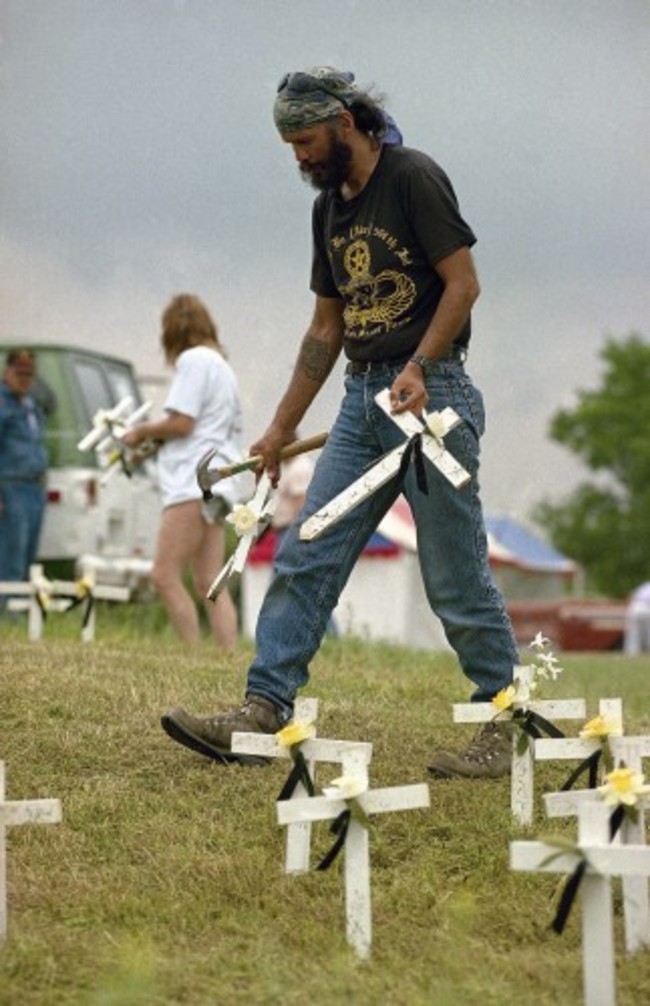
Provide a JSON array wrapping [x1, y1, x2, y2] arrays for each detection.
[[0, 349, 49, 588]]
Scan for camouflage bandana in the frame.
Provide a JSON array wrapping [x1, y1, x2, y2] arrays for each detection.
[[273, 67, 359, 133]]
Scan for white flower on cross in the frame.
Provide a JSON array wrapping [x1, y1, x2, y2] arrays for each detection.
[[424, 411, 448, 446], [527, 634, 564, 684], [226, 503, 260, 538], [530, 631, 551, 650], [322, 775, 368, 801]]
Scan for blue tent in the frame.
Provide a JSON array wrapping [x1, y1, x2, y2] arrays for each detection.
[[484, 515, 577, 575]]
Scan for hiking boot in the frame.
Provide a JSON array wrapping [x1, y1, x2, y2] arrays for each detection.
[[427, 721, 513, 779], [161, 695, 282, 765]]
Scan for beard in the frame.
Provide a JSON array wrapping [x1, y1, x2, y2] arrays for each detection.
[[299, 130, 353, 191]]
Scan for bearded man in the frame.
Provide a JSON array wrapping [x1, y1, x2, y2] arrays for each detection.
[[162, 67, 519, 779]]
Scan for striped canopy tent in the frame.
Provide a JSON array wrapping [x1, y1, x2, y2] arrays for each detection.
[[378, 497, 578, 600]]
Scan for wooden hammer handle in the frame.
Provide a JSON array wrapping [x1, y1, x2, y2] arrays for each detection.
[[216, 432, 328, 479]]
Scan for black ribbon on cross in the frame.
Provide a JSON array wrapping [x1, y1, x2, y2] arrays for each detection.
[[513, 708, 565, 741], [316, 808, 351, 871], [397, 433, 428, 494], [560, 750, 602, 792], [63, 590, 95, 629], [552, 856, 589, 934], [552, 804, 626, 934], [277, 748, 315, 802]]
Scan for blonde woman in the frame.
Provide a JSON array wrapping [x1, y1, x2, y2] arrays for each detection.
[[123, 294, 243, 648]]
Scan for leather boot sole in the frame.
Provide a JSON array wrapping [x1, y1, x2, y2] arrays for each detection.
[[160, 712, 269, 766]]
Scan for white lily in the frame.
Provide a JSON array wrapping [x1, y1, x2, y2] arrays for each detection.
[[425, 411, 447, 445], [534, 651, 564, 680], [322, 775, 368, 801], [530, 631, 551, 651], [226, 503, 259, 537]]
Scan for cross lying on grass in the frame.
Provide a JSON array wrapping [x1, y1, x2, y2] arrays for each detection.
[[276, 780, 430, 959], [542, 729, 650, 954], [511, 800, 650, 1006], [0, 762, 62, 940], [232, 698, 373, 874], [0, 563, 130, 642], [299, 387, 470, 542], [451, 664, 587, 825]]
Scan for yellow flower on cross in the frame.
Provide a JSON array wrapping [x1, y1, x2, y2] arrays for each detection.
[[275, 721, 315, 748], [34, 574, 53, 611], [579, 714, 623, 741], [75, 575, 94, 599], [597, 767, 650, 808], [492, 684, 517, 713]]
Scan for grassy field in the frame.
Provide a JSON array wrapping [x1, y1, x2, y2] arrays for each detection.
[[1, 620, 649, 1005]]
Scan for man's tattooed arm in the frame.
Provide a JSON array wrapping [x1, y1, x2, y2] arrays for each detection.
[[298, 334, 335, 383]]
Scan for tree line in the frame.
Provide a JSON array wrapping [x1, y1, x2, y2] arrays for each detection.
[[534, 332, 650, 598]]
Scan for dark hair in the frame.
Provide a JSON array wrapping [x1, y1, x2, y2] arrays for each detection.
[[348, 92, 387, 140], [6, 348, 36, 368]]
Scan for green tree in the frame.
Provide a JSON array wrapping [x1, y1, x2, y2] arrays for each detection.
[[533, 332, 650, 597]]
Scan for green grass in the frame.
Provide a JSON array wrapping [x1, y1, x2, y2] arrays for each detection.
[[1, 624, 649, 1005]]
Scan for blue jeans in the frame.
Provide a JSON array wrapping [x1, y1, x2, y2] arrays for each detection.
[[0, 480, 46, 583], [247, 360, 519, 717]]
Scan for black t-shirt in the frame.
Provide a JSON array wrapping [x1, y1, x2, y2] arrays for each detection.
[[310, 145, 477, 362]]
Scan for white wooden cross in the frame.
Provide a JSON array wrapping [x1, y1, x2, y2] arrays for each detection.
[[77, 396, 155, 484], [541, 727, 650, 954], [511, 800, 650, 1006], [0, 563, 130, 642], [0, 762, 62, 940], [276, 780, 430, 959], [300, 387, 470, 541], [232, 699, 373, 874], [534, 700, 634, 786], [451, 665, 587, 825], [206, 473, 275, 600]]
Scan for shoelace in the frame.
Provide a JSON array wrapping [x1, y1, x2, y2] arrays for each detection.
[[464, 726, 502, 763]]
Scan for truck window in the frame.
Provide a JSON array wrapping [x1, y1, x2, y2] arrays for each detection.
[[71, 358, 113, 425], [105, 363, 141, 405]]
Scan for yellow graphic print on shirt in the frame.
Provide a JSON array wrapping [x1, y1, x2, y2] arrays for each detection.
[[338, 239, 417, 341]]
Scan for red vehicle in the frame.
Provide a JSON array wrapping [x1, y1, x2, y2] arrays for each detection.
[[507, 599, 627, 652]]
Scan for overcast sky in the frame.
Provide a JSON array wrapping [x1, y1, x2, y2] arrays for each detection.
[[1, 0, 649, 522]]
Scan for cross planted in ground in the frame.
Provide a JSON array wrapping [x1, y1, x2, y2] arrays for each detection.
[[452, 664, 587, 825], [541, 725, 650, 955], [0, 762, 62, 939], [232, 698, 373, 874], [0, 563, 129, 642], [511, 800, 650, 1006], [276, 780, 430, 959]]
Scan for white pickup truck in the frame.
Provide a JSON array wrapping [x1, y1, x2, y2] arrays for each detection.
[[1, 342, 162, 581]]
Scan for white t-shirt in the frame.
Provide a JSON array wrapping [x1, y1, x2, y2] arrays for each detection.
[[157, 345, 244, 509]]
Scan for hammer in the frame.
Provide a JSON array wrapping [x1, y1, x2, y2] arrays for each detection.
[[196, 432, 328, 501]]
